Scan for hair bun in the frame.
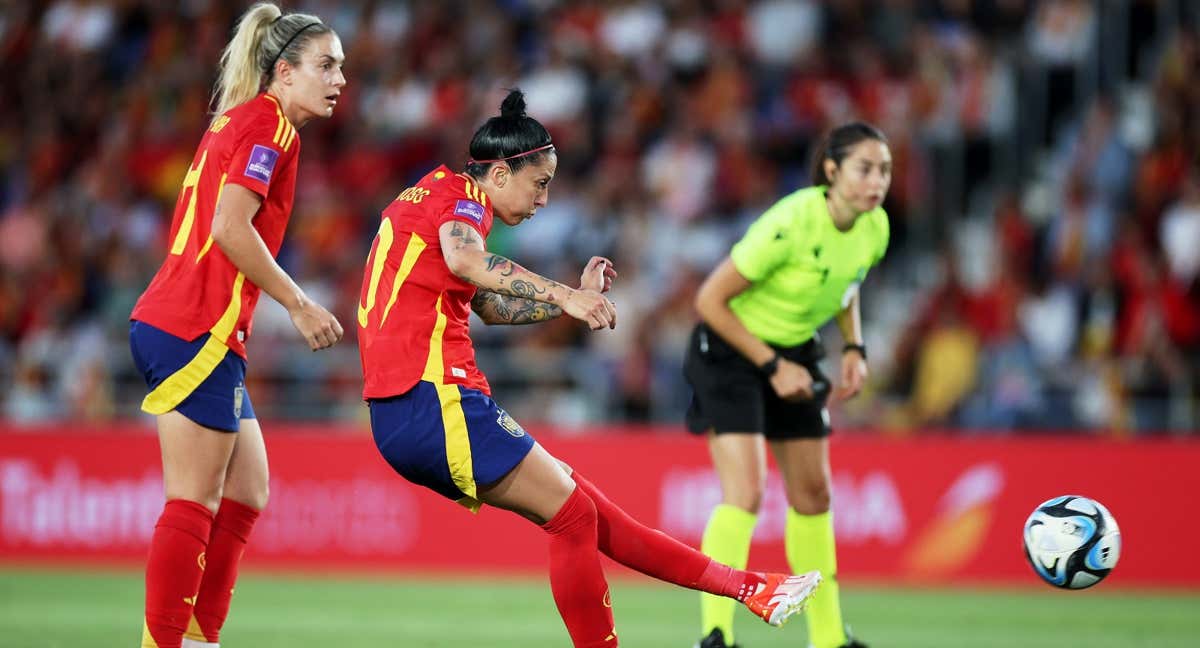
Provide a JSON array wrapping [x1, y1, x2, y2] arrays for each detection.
[[499, 89, 527, 119]]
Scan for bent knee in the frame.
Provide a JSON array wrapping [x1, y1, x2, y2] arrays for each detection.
[[228, 485, 269, 512], [165, 488, 223, 514], [787, 482, 831, 515], [543, 488, 597, 532], [220, 475, 269, 511], [243, 489, 269, 512], [722, 483, 766, 515]]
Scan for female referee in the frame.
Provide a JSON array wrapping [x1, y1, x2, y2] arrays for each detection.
[[357, 89, 821, 648], [686, 122, 890, 648], [128, 4, 345, 647]]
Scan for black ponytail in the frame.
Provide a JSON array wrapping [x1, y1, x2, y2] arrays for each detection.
[[810, 121, 888, 186], [465, 89, 555, 178]]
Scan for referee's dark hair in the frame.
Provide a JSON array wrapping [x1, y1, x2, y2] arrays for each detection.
[[810, 122, 888, 187]]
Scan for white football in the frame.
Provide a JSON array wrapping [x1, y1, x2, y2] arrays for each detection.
[[1022, 495, 1121, 589]]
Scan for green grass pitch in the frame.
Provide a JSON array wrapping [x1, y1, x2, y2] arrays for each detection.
[[2, 567, 1197, 647]]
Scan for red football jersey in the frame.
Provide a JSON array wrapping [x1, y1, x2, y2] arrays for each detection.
[[358, 165, 496, 398], [132, 93, 300, 358]]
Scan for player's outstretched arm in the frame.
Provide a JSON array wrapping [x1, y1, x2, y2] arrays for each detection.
[[440, 220, 616, 330], [469, 257, 617, 325], [213, 184, 343, 350], [470, 291, 563, 325]]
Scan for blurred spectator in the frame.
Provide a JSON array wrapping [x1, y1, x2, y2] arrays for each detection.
[[1, 0, 1197, 435]]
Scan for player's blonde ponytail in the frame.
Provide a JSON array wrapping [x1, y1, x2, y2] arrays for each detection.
[[211, 3, 280, 121], [209, 3, 329, 122]]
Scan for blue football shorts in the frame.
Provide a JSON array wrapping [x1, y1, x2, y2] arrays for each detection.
[[369, 380, 536, 512], [129, 320, 255, 433]]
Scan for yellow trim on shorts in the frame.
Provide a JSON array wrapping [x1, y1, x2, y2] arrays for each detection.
[[195, 173, 228, 263], [420, 295, 480, 511], [141, 273, 245, 415], [436, 382, 480, 512]]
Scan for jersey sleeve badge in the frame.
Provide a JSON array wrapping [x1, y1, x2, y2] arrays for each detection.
[[244, 145, 280, 183], [453, 199, 485, 224]]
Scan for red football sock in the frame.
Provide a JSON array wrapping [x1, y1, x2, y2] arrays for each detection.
[[541, 486, 618, 648], [144, 499, 213, 648], [574, 472, 762, 600], [191, 498, 260, 642]]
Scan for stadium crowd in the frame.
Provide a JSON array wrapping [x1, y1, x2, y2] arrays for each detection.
[[1, 0, 1197, 434]]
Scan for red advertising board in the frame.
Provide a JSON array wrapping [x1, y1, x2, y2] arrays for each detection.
[[1, 425, 1197, 587]]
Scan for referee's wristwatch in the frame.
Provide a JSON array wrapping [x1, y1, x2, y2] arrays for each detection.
[[758, 352, 782, 377], [843, 343, 867, 360]]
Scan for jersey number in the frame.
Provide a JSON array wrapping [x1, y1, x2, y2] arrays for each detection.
[[357, 219, 428, 329], [170, 150, 208, 255], [358, 219, 395, 327]]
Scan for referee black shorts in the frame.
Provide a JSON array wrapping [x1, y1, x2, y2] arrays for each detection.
[[683, 323, 832, 439]]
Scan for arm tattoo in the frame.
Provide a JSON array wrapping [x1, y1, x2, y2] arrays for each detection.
[[448, 221, 480, 247], [441, 222, 569, 306], [509, 279, 548, 300], [465, 252, 563, 303], [471, 291, 562, 325], [484, 254, 514, 275]]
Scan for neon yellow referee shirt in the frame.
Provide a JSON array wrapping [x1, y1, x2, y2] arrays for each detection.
[[729, 186, 889, 347]]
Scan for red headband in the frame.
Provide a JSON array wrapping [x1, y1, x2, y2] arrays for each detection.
[[468, 142, 555, 166]]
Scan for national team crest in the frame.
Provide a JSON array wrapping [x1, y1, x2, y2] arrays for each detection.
[[233, 386, 245, 418], [496, 409, 526, 438]]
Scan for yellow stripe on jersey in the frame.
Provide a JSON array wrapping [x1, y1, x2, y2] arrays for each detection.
[[281, 121, 297, 151], [421, 295, 448, 383], [141, 273, 246, 415], [380, 233, 427, 326], [262, 94, 295, 150], [195, 172, 228, 263], [196, 236, 215, 263], [435, 382, 479, 511], [207, 273, 245, 341], [461, 176, 487, 207], [358, 220, 395, 328], [456, 173, 487, 207], [266, 96, 286, 144]]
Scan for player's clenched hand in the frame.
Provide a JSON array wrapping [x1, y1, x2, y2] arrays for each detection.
[[579, 256, 617, 293], [769, 358, 814, 401], [289, 299, 344, 351], [564, 288, 617, 330]]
